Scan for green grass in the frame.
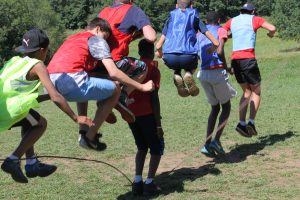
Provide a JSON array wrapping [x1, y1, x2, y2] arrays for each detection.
[[1, 29, 300, 200]]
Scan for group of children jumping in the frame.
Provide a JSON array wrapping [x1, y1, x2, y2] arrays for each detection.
[[0, 0, 276, 197]]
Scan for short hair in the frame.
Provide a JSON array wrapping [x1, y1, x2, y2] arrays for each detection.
[[138, 39, 154, 59], [206, 11, 220, 24], [86, 17, 112, 36], [114, 0, 131, 4], [177, 0, 193, 9]]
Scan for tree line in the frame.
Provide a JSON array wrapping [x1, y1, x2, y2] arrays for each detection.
[[0, 0, 299, 65]]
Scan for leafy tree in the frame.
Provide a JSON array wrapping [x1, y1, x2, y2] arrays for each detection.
[[0, 0, 65, 65], [272, 0, 300, 41]]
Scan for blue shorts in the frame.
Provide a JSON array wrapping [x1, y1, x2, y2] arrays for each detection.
[[163, 53, 198, 71], [54, 75, 116, 103]]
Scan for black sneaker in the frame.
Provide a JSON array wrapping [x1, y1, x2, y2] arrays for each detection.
[[132, 181, 143, 196], [25, 159, 57, 178], [236, 123, 251, 137], [115, 90, 135, 123], [143, 181, 161, 196], [79, 134, 107, 151], [1, 157, 28, 183], [246, 122, 258, 136]]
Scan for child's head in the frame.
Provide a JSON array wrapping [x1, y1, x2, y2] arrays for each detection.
[[177, 0, 193, 9], [138, 39, 154, 60], [240, 2, 256, 15], [114, 0, 133, 4], [206, 11, 220, 25], [15, 28, 50, 61], [86, 17, 112, 40]]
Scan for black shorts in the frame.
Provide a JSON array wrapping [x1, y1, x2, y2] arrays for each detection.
[[128, 114, 164, 156], [163, 53, 198, 71], [231, 58, 261, 85], [10, 109, 41, 132]]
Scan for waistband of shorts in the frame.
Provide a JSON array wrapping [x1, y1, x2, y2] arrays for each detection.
[[205, 65, 224, 70]]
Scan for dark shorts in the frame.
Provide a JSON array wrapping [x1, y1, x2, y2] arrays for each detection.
[[128, 114, 164, 155], [10, 109, 41, 132], [163, 53, 198, 71], [231, 58, 261, 85], [88, 57, 147, 79]]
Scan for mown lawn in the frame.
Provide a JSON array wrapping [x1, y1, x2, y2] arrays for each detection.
[[0, 29, 299, 200]]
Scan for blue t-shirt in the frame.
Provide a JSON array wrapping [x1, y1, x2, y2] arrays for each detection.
[[111, 4, 151, 33]]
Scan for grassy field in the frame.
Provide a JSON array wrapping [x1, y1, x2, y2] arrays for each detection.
[[0, 29, 299, 200]]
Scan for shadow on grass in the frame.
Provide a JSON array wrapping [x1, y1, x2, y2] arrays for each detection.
[[211, 131, 297, 164], [117, 164, 221, 200], [280, 47, 300, 53]]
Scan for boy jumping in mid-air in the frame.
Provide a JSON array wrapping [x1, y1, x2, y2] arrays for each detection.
[[156, 0, 219, 97], [0, 28, 93, 183], [128, 39, 164, 196], [197, 11, 237, 157]]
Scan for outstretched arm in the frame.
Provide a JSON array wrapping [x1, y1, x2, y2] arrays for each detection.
[[32, 63, 94, 126], [262, 21, 276, 38], [142, 25, 157, 43]]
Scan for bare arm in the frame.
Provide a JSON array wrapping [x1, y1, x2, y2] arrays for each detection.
[[262, 21, 276, 38], [102, 58, 154, 92], [32, 63, 94, 126], [217, 38, 231, 74], [205, 31, 220, 54], [155, 34, 165, 58], [142, 25, 157, 43], [151, 89, 164, 138]]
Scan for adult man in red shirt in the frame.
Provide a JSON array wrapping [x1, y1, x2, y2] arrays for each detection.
[[223, 3, 276, 137]]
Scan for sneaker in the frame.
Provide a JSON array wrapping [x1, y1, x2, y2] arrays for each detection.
[[25, 160, 57, 178], [236, 123, 251, 137], [200, 144, 216, 158], [246, 122, 258, 136], [115, 90, 135, 123], [209, 140, 225, 155], [143, 181, 161, 196], [78, 130, 102, 142], [183, 72, 200, 96], [1, 158, 28, 183], [173, 74, 189, 97], [79, 134, 107, 151], [132, 181, 143, 196], [105, 112, 117, 124]]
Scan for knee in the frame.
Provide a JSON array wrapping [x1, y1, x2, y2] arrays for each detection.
[[113, 82, 121, 97], [211, 104, 221, 114], [37, 116, 47, 134], [221, 101, 231, 113]]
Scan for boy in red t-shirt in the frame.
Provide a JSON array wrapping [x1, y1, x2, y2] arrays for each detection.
[[127, 39, 164, 196]]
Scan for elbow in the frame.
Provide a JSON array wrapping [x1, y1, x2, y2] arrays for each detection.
[[145, 35, 157, 43]]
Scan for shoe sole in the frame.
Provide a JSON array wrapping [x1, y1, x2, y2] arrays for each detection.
[[183, 74, 199, 96], [115, 102, 135, 123], [236, 127, 252, 138], [1, 165, 28, 183], [173, 75, 189, 97], [246, 125, 258, 136]]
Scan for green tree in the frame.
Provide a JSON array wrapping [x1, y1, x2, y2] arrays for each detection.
[[0, 0, 65, 65], [272, 0, 300, 41]]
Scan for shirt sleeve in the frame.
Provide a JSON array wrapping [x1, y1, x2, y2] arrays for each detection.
[[118, 6, 151, 33], [253, 16, 266, 32], [223, 19, 232, 31], [198, 19, 208, 34], [162, 16, 171, 35], [88, 36, 111, 60], [218, 27, 228, 41]]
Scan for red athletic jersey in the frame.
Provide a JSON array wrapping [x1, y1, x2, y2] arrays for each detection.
[[48, 32, 98, 73], [128, 59, 160, 117], [223, 16, 266, 60], [99, 4, 134, 61]]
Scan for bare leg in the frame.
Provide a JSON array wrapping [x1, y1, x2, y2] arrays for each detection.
[[147, 155, 161, 179], [135, 150, 147, 176], [249, 83, 261, 120], [86, 84, 120, 140], [13, 117, 47, 158], [206, 104, 220, 145], [77, 102, 89, 132], [215, 101, 231, 141], [239, 83, 252, 122]]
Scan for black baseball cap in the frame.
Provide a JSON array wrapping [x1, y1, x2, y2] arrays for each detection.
[[240, 2, 256, 11], [15, 28, 49, 53]]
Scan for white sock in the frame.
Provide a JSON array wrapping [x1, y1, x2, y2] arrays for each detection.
[[145, 178, 153, 184], [248, 119, 255, 125], [134, 175, 143, 183], [239, 121, 246, 126], [8, 155, 19, 160], [26, 155, 37, 165]]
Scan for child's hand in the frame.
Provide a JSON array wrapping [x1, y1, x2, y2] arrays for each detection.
[[76, 116, 94, 127], [267, 32, 274, 38], [155, 49, 163, 58], [206, 45, 218, 54], [142, 80, 155, 92], [226, 67, 234, 75], [157, 127, 164, 138]]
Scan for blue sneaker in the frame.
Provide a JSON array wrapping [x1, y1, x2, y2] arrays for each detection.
[[209, 140, 225, 155], [25, 160, 57, 178], [1, 157, 28, 183], [200, 144, 216, 158]]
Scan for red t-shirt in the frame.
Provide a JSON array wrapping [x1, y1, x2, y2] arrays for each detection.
[[127, 58, 160, 117], [223, 16, 265, 60]]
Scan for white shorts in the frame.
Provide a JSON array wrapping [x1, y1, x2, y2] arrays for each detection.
[[197, 69, 237, 105]]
